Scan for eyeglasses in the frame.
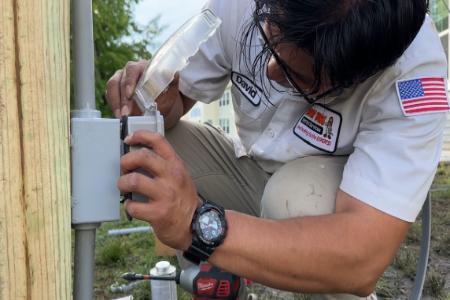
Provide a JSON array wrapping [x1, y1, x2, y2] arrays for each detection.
[[253, 9, 341, 103]]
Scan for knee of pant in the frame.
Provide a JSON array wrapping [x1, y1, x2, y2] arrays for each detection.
[[261, 155, 348, 219]]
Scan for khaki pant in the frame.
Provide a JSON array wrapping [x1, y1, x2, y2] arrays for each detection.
[[166, 120, 377, 300]]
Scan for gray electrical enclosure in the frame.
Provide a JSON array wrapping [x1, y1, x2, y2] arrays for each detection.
[[71, 118, 121, 224], [125, 115, 164, 202]]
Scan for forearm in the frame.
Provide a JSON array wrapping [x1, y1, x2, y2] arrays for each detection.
[[209, 209, 406, 296], [162, 93, 196, 130]]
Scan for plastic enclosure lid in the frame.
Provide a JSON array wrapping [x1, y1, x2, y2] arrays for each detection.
[[134, 9, 222, 113]]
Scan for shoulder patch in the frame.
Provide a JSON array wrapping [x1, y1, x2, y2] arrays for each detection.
[[293, 104, 342, 153], [396, 77, 449, 116]]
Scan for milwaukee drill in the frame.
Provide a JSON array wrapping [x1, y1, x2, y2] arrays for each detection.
[[122, 262, 248, 299]]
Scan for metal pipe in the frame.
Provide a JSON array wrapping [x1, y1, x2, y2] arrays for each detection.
[[73, 223, 100, 300], [108, 226, 153, 236], [72, 0, 99, 117], [410, 194, 431, 300], [72, 1, 101, 299]]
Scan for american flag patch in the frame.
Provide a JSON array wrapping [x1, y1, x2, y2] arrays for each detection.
[[396, 77, 449, 116]]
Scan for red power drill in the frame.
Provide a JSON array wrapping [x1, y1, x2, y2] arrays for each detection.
[[179, 262, 247, 300], [122, 262, 248, 299]]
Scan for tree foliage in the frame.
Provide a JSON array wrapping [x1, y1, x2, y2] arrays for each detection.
[[72, 0, 163, 116]]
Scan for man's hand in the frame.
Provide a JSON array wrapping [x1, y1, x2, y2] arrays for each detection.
[[117, 130, 200, 250], [105, 60, 191, 127], [106, 60, 147, 118]]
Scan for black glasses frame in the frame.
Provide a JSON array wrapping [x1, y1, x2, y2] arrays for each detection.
[[253, 10, 341, 103]]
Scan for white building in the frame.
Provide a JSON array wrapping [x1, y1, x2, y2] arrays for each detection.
[[183, 85, 237, 137]]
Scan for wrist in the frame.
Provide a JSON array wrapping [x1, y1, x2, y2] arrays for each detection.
[[183, 200, 228, 264], [181, 198, 203, 251]]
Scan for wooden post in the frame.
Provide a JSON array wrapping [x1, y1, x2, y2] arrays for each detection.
[[0, 1, 71, 299]]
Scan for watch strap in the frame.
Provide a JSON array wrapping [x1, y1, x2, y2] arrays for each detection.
[[183, 240, 213, 265], [183, 200, 226, 265]]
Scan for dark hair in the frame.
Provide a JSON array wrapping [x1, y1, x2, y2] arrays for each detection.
[[241, 0, 429, 93]]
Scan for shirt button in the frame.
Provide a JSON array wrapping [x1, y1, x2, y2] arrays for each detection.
[[266, 128, 275, 138]]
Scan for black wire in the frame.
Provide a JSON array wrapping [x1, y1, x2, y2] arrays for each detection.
[[148, 275, 177, 281], [122, 272, 178, 281]]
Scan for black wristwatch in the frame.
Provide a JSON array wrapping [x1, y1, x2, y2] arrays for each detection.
[[183, 201, 228, 265]]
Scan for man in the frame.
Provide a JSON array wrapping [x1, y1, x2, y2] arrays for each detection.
[[106, 0, 447, 298]]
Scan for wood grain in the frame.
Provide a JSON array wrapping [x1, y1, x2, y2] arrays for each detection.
[[0, 1, 28, 299], [0, 0, 71, 299]]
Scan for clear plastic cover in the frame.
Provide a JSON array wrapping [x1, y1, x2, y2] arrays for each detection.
[[134, 9, 222, 114]]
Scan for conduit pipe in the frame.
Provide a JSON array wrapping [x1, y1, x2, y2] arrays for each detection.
[[72, 1, 100, 300], [410, 195, 431, 300]]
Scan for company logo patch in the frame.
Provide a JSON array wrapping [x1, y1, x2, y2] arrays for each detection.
[[293, 104, 342, 153], [231, 72, 261, 106], [196, 278, 217, 295]]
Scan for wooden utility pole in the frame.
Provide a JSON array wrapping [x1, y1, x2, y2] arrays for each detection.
[[0, 1, 71, 299]]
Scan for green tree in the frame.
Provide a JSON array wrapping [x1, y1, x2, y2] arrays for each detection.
[[88, 0, 163, 116]]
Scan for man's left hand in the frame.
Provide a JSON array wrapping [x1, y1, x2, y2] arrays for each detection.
[[117, 130, 199, 250]]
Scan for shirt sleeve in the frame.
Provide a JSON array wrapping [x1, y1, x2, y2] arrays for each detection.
[[340, 15, 448, 222], [178, 0, 236, 103], [340, 73, 447, 222]]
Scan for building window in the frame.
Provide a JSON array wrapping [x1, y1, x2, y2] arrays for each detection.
[[219, 118, 230, 133], [219, 91, 231, 107]]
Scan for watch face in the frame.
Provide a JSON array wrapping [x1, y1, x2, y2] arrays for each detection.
[[198, 209, 224, 242]]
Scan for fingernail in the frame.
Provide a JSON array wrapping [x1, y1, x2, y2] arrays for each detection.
[[124, 132, 134, 144], [125, 85, 133, 99], [114, 109, 121, 118], [121, 106, 130, 116]]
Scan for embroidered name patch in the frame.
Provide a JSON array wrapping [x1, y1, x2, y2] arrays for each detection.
[[396, 77, 449, 116], [293, 104, 342, 153], [231, 72, 261, 106]]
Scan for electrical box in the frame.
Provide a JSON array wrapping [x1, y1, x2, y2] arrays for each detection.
[[123, 115, 164, 203], [71, 118, 121, 224]]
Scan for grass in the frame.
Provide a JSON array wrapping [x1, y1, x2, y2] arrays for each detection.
[[374, 162, 450, 298], [94, 163, 450, 299], [92, 210, 183, 299], [392, 246, 418, 280], [405, 222, 421, 244], [97, 239, 126, 266], [424, 268, 446, 299], [435, 232, 450, 257]]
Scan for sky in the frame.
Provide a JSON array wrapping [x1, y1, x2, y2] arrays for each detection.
[[134, 0, 207, 46]]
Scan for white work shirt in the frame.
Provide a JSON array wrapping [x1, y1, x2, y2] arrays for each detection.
[[179, 0, 449, 222]]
